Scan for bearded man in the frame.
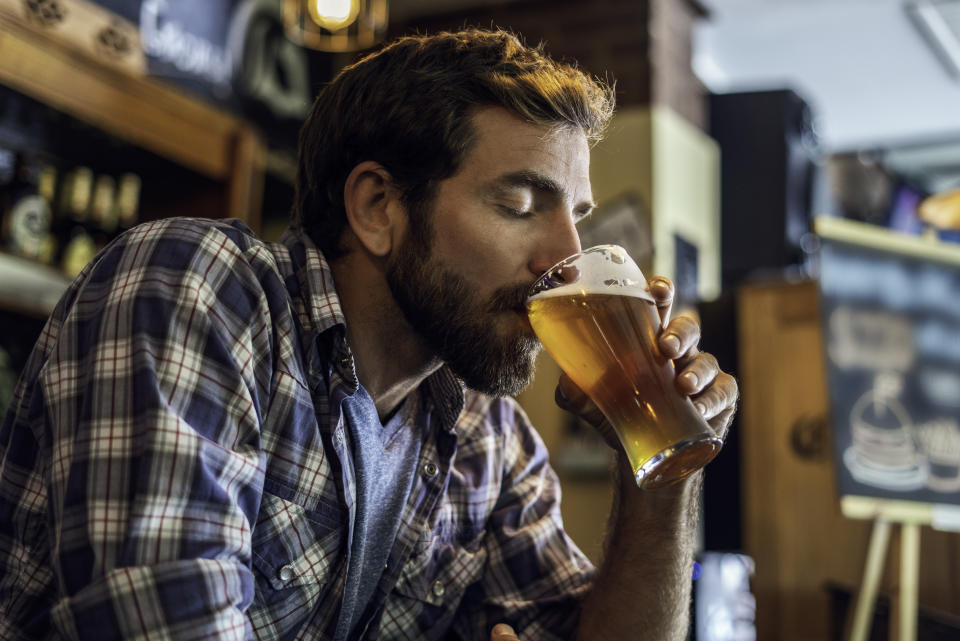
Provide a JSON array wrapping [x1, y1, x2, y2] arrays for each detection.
[[0, 28, 737, 641]]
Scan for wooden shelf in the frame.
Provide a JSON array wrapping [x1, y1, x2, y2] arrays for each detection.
[[0, 8, 265, 226], [0, 251, 70, 319], [0, 5, 268, 319]]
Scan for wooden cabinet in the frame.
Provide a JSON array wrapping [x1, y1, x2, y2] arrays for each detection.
[[0, 7, 266, 318], [738, 281, 960, 641]]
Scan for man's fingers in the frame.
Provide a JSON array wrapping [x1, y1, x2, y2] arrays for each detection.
[[690, 372, 739, 424], [556, 374, 620, 450], [491, 623, 520, 640], [709, 404, 737, 441], [556, 374, 587, 411], [648, 277, 674, 328], [556, 375, 602, 422], [659, 314, 701, 360], [675, 351, 720, 395]]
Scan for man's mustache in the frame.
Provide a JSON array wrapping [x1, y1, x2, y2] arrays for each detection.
[[489, 282, 536, 313]]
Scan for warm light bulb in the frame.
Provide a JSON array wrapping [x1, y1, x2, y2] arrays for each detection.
[[308, 0, 360, 31]]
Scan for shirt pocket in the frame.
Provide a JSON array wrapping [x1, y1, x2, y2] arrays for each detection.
[[378, 532, 486, 641], [392, 519, 488, 608], [250, 479, 346, 603]]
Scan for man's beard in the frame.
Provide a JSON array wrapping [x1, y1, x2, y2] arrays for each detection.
[[386, 212, 541, 397]]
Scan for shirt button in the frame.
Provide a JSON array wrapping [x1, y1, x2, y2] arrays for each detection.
[[432, 580, 445, 598], [279, 564, 295, 581], [422, 462, 439, 479]]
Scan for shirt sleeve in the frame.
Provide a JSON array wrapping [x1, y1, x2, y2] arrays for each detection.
[[452, 398, 597, 641], [0, 220, 273, 640]]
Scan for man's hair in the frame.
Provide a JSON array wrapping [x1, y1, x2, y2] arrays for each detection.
[[293, 28, 616, 258]]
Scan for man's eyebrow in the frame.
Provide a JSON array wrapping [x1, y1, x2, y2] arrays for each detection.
[[497, 170, 563, 195], [492, 170, 596, 214]]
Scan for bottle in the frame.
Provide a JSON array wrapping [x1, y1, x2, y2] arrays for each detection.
[[116, 172, 142, 230], [89, 173, 118, 248], [35, 164, 57, 263], [0, 147, 15, 221], [59, 166, 97, 277], [0, 152, 55, 262]]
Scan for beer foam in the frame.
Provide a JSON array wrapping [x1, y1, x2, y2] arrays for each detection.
[[528, 282, 656, 302], [527, 245, 656, 303]]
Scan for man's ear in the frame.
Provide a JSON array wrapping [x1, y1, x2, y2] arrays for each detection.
[[342, 161, 407, 257]]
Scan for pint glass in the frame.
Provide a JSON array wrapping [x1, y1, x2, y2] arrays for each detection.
[[526, 245, 722, 489]]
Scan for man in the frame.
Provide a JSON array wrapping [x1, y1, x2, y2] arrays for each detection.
[[0, 29, 737, 640]]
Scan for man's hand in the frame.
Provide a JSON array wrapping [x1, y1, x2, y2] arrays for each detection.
[[490, 623, 519, 640], [554, 275, 738, 444], [648, 276, 738, 440]]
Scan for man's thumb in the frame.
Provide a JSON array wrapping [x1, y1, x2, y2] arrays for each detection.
[[491, 623, 519, 640]]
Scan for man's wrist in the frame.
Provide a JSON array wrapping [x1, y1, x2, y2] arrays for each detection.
[[614, 454, 702, 517]]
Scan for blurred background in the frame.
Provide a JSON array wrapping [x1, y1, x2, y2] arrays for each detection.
[[2, 1, 960, 639]]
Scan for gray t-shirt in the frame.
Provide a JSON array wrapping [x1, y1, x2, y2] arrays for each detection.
[[333, 385, 423, 640]]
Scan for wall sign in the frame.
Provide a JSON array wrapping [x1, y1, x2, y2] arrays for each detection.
[[817, 216, 960, 504], [91, 0, 311, 122]]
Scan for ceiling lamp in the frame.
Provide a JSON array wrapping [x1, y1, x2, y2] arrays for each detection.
[[283, 0, 388, 52]]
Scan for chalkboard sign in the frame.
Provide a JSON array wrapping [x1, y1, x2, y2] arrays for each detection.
[[816, 217, 960, 505]]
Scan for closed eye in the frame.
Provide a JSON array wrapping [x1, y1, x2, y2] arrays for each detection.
[[574, 206, 595, 225], [500, 205, 534, 219], [574, 209, 594, 225]]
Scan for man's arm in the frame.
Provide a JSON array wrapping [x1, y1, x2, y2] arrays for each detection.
[[492, 277, 738, 641], [577, 278, 737, 640], [0, 220, 271, 639], [576, 462, 702, 640], [488, 469, 701, 641], [574, 277, 737, 640]]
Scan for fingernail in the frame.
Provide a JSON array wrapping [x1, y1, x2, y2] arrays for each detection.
[[695, 402, 707, 416], [663, 333, 680, 354], [492, 623, 516, 637], [652, 277, 671, 293], [682, 371, 699, 389]]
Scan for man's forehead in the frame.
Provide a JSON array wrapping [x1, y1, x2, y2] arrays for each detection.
[[466, 109, 593, 197]]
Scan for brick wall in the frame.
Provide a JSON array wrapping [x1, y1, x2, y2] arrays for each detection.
[[649, 0, 708, 129], [394, 0, 708, 129]]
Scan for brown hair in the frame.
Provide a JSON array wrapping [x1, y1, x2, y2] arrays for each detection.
[[293, 28, 616, 258]]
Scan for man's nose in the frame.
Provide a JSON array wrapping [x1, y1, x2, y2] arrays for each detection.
[[528, 211, 582, 278]]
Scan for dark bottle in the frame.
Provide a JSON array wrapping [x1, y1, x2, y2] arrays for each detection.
[[58, 166, 97, 277], [116, 172, 142, 231], [0, 147, 14, 220], [89, 173, 118, 249]]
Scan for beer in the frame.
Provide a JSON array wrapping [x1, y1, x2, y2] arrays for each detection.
[[527, 288, 721, 488]]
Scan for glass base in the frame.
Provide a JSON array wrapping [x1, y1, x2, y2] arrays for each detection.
[[635, 435, 723, 490]]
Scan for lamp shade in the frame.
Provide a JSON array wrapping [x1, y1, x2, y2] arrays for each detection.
[[283, 0, 387, 52]]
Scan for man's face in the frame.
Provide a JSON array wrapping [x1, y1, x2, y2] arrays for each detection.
[[387, 107, 594, 396]]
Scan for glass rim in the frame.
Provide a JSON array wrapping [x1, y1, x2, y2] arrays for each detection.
[[525, 243, 631, 301]]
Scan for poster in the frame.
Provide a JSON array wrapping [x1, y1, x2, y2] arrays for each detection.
[[818, 217, 960, 504]]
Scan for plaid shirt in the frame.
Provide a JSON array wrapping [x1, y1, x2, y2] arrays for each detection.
[[0, 218, 594, 641]]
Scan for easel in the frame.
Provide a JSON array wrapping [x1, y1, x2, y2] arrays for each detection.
[[841, 496, 960, 641]]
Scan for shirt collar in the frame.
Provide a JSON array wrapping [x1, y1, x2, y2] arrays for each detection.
[[281, 226, 347, 337]]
